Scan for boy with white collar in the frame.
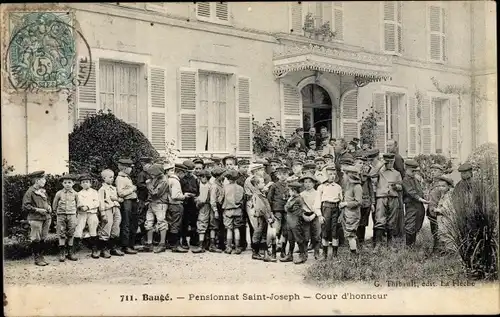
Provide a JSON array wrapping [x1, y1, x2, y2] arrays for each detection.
[[75, 174, 100, 258]]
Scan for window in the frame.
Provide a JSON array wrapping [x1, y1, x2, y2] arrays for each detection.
[[198, 72, 228, 152], [385, 94, 401, 147], [383, 1, 402, 54], [429, 5, 446, 62], [432, 98, 449, 154], [290, 2, 343, 40], [196, 2, 229, 24], [99, 61, 141, 130]]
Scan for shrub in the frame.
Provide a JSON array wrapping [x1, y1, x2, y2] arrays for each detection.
[[466, 142, 498, 173], [440, 147, 499, 280], [359, 107, 380, 148], [69, 110, 160, 180], [252, 117, 288, 156], [414, 154, 453, 191]]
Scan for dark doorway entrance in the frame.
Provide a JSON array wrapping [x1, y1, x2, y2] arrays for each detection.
[[301, 84, 333, 138]]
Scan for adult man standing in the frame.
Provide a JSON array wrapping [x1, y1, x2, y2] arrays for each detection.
[[180, 159, 200, 250], [115, 158, 139, 254], [290, 127, 307, 150], [136, 156, 154, 246], [387, 139, 405, 240]]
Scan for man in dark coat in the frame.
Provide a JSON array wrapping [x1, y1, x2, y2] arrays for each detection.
[[387, 139, 405, 240], [180, 160, 200, 249], [289, 127, 307, 150], [136, 157, 154, 246]]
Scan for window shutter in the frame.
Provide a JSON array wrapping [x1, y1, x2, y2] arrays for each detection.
[[421, 95, 432, 154], [407, 96, 418, 157], [236, 76, 252, 156], [76, 58, 99, 123], [441, 8, 446, 61], [341, 89, 359, 140], [148, 66, 167, 153], [197, 2, 211, 19], [450, 96, 459, 158], [280, 82, 302, 139], [383, 2, 396, 52], [215, 2, 229, 21], [372, 92, 386, 151], [429, 6, 442, 61], [290, 2, 303, 34], [178, 68, 197, 152], [333, 2, 343, 40]]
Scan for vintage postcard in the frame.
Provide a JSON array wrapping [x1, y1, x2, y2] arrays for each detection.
[[2, 1, 498, 316]]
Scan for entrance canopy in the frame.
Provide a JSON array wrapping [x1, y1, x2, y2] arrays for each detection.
[[273, 44, 393, 82]]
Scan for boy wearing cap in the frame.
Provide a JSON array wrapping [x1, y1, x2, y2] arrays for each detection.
[[22, 171, 52, 266], [180, 159, 200, 250], [75, 174, 100, 258], [314, 157, 327, 185], [251, 176, 277, 261], [115, 158, 139, 254], [267, 165, 290, 256], [307, 141, 317, 157], [323, 153, 334, 166], [427, 173, 454, 252], [287, 160, 304, 183], [166, 164, 189, 253], [53, 174, 80, 262], [314, 165, 342, 259], [222, 170, 245, 254], [283, 182, 307, 264], [300, 174, 321, 259], [143, 164, 169, 253], [322, 139, 336, 158], [97, 169, 123, 258], [298, 150, 307, 162], [222, 155, 238, 171], [355, 155, 374, 244], [244, 163, 267, 253], [402, 160, 430, 247], [339, 166, 363, 254], [194, 170, 215, 253], [210, 167, 226, 252], [285, 147, 297, 168], [454, 163, 473, 198], [136, 157, 154, 246], [236, 159, 251, 250], [373, 153, 403, 249], [193, 158, 205, 176]]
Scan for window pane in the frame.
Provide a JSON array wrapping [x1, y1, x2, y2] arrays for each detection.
[[198, 73, 209, 151], [390, 95, 399, 143], [434, 100, 443, 153]]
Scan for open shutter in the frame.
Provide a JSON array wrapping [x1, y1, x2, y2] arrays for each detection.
[[333, 2, 344, 40], [397, 1, 403, 53], [383, 2, 396, 52], [290, 2, 303, 34], [429, 5, 442, 61], [450, 96, 459, 158], [421, 95, 432, 154], [340, 89, 359, 140], [76, 58, 99, 123], [236, 76, 252, 156], [407, 96, 418, 157], [178, 68, 197, 153], [373, 92, 386, 151], [148, 66, 167, 153], [215, 2, 229, 22], [280, 82, 302, 139]]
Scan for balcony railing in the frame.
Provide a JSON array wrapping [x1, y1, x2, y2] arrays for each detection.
[[302, 13, 336, 42]]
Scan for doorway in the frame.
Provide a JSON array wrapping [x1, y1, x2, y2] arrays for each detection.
[[301, 84, 333, 138]]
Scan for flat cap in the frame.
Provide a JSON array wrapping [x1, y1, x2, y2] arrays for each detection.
[[175, 163, 187, 171], [164, 162, 175, 170], [405, 159, 419, 168], [314, 157, 326, 163], [339, 157, 355, 166], [343, 165, 361, 174], [78, 173, 92, 181], [437, 175, 454, 187], [349, 140, 357, 146], [295, 127, 304, 132], [249, 163, 265, 173], [211, 156, 222, 163], [382, 153, 396, 160], [458, 163, 472, 172], [225, 169, 240, 181], [139, 156, 154, 163], [430, 163, 444, 171], [183, 160, 195, 171], [198, 169, 211, 178], [59, 173, 76, 181], [325, 164, 337, 171], [292, 159, 304, 166], [269, 157, 282, 164], [28, 170, 45, 178], [365, 149, 380, 158], [299, 174, 317, 183], [303, 162, 317, 170], [238, 159, 251, 166], [192, 158, 204, 165], [147, 164, 165, 177], [276, 165, 290, 172], [298, 150, 307, 154], [254, 158, 269, 166], [117, 158, 134, 166], [203, 158, 215, 166], [288, 181, 303, 190], [211, 167, 226, 177], [323, 153, 334, 159], [354, 152, 368, 161]]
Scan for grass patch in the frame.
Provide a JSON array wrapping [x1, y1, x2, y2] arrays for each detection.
[[304, 226, 467, 286]]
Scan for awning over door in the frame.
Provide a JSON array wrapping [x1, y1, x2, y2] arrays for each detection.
[[273, 44, 393, 82]]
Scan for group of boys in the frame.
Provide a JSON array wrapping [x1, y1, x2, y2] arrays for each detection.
[[22, 139, 467, 267]]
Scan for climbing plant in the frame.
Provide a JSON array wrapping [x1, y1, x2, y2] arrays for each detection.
[[359, 106, 381, 148]]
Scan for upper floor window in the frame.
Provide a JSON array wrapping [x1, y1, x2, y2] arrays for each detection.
[[197, 2, 230, 24], [383, 1, 402, 54], [429, 5, 446, 62], [290, 2, 344, 41]]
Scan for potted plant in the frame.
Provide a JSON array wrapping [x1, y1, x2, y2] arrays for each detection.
[[303, 13, 315, 38]]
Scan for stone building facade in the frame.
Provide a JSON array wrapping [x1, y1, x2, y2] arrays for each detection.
[[1, 2, 496, 174]]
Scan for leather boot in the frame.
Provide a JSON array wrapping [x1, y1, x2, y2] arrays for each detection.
[[313, 244, 320, 260], [279, 243, 286, 260], [405, 233, 414, 247], [331, 246, 338, 258], [33, 242, 47, 266], [100, 240, 111, 258], [293, 243, 307, 264], [66, 245, 78, 261], [259, 242, 266, 257], [59, 245, 66, 262], [38, 241, 49, 266], [172, 236, 188, 253], [111, 239, 124, 256], [208, 239, 222, 253], [322, 245, 328, 260], [251, 243, 263, 260], [91, 237, 100, 259], [270, 244, 277, 262], [280, 243, 294, 262], [153, 243, 167, 253], [263, 248, 272, 262]]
